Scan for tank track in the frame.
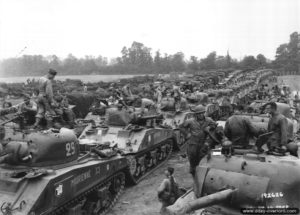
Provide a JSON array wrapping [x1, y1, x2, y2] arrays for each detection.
[[49, 171, 125, 215], [126, 138, 174, 184], [178, 131, 187, 150]]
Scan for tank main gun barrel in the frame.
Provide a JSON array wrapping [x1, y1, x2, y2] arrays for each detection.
[[164, 189, 236, 215]]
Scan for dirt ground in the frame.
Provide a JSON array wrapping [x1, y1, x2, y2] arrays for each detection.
[[109, 151, 193, 215]]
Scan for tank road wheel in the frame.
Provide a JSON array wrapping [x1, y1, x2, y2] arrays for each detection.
[[113, 173, 125, 194], [152, 152, 157, 166], [62, 172, 125, 215], [165, 142, 172, 154], [179, 132, 186, 147], [146, 155, 153, 169], [160, 145, 167, 160], [135, 164, 141, 177], [140, 156, 146, 175], [158, 148, 164, 161], [126, 156, 137, 176]]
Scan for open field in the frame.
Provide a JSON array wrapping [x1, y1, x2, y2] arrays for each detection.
[[278, 76, 300, 92]]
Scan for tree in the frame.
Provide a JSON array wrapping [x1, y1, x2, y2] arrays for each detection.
[[256, 54, 267, 68], [188, 56, 199, 72], [274, 31, 299, 73], [200, 51, 216, 70], [121, 46, 129, 65], [215, 56, 228, 69], [241, 56, 258, 69], [171, 52, 186, 72]]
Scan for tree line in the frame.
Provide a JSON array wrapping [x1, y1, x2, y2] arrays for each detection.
[[0, 32, 298, 77]]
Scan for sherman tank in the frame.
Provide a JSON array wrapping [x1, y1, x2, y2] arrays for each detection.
[[78, 107, 177, 184], [163, 148, 300, 215], [0, 128, 128, 215], [161, 111, 193, 148]]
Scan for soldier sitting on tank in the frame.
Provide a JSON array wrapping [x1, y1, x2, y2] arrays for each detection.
[[257, 102, 298, 156], [136, 95, 156, 115], [224, 105, 259, 149], [179, 105, 217, 176], [157, 167, 180, 212], [16, 94, 37, 128], [53, 95, 75, 128]]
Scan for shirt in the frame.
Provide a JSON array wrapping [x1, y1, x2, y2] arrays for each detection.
[[18, 101, 37, 112], [267, 112, 288, 147], [38, 76, 54, 102], [179, 117, 216, 142], [224, 115, 258, 147]]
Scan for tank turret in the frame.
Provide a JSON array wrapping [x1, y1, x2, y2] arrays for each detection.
[[0, 128, 78, 167], [164, 151, 300, 215], [0, 127, 128, 215]]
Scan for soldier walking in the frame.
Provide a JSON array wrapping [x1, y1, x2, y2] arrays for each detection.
[[179, 105, 217, 176]]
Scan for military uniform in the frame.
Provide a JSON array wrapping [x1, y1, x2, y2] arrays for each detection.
[[224, 115, 258, 147], [267, 112, 288, 149], [34, 69, 57, 128], [36, 76, 55, 120], [157, 176, 179, 207], [179, 115, 216, 175], [141, 98, 156, 114], [17, 100, 37, 127], [54, 96, 75, 127]]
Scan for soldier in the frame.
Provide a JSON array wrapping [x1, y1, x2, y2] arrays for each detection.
[[140, 96, 156, 115], [263, 102, 288, 152], [295, 92, 299, 100], [33, 69, 57, 128], [17, 94, 37, 128], [224, 106, 259, 148], [157, 167, 179, 211], [179, 105, 217, 176]]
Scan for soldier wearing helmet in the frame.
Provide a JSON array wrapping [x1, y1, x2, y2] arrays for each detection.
[[33, 69, 57, 128], [179, 105, 217, 176]]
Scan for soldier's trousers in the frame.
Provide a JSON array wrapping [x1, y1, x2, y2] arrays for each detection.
[[187, 142, 208, 175], [37, 96, 51, 113]]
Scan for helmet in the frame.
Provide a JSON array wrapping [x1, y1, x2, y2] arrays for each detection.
[[192, 105, 206, 114], [286, 142, 298, 154], [117, 103, 123, 109]]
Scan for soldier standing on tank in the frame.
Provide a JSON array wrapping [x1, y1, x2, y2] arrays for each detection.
[[179, 105, 217, 176], [33, 69, 57, 128], [157, 167, 179, 212]]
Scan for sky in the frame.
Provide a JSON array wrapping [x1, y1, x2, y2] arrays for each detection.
[[0, 0, 299, 61]]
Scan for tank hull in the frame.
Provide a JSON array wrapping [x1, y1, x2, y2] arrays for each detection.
[[196, 153, 300, 213], [0, 156, 127, 215]]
